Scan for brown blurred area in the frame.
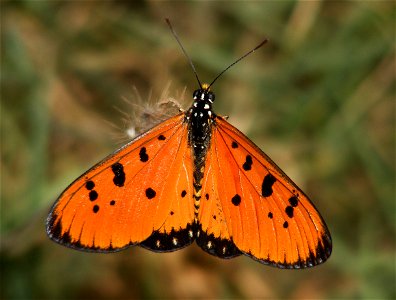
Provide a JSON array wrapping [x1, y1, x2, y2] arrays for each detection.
[[1, 1, 394, 299]]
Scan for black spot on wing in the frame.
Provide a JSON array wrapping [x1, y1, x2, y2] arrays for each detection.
[[139, 147, 149, 162], [89, 190, 98, 201], [205, 193, 209, 200], [145, 188, 156, 199], [231, 141, 238, 148], [93, 205, 100, 213], [181, 190, 187, 197], [242, 155, 253, 171], [285, 206, 294, 218], [111, 162, 125, 187], [110, 200, 116, 205], [261, 173, 276, 197], [231, 194, 241, 206], [85, 180, 95, 190], [289, 196, 298, 207], [283, 221, 288, 228], [158, 135, 166, 140], [268, 212, 273, 219]]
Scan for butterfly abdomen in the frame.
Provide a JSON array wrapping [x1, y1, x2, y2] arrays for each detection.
[[187, 88, 216, 218]]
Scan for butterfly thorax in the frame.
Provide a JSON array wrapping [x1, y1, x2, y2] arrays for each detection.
[[186, 87, 216, 217], [187, 89, 215, 145]]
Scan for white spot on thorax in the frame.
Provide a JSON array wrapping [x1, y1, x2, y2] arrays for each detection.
[[156, 240, 160, 248], [207, 241, 212, 249], [204, 104, 210, 109], [172, 237, 178, 246]]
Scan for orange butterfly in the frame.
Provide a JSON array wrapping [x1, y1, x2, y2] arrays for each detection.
[[46, 20, 332, 269]]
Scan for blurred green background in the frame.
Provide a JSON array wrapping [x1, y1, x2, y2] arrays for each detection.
[[1, 1, 394, 299]]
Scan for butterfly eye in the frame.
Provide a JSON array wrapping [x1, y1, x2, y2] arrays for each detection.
[[207, 92, 215, 103], [193, 90, 200, 99]]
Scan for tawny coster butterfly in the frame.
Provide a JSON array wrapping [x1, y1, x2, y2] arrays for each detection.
[[46, 20, 332, 269]]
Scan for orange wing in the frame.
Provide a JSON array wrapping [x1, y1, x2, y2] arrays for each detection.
[[198, 116, 332, 268], [47, 113, 196, 252]]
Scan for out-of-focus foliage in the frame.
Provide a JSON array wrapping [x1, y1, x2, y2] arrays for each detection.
[[1, 1, 394, 299]]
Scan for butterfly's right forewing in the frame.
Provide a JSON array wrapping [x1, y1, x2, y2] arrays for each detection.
[[47, 113, 196, 252], [198, 116, 332, 268]]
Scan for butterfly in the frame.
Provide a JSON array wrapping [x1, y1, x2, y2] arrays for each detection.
[[46, 20, 332, 269]]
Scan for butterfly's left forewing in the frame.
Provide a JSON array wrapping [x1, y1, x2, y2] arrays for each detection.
[[47, 113, 196, 252], [198, 116, 332, 268]]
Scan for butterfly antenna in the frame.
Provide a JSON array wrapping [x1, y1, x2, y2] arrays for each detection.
[[208, 38, 268, 90], [166, 18, 203, 89]]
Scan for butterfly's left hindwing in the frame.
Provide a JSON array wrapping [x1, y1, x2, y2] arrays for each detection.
[[198, 116, 332, 268], [46, 114, 196, 252]]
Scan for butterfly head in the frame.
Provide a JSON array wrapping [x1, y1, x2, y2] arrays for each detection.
[[193, 84, 215, 104]]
